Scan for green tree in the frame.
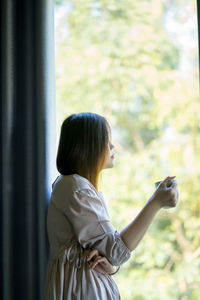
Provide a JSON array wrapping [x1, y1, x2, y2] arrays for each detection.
[[55, 0, 200, 298]]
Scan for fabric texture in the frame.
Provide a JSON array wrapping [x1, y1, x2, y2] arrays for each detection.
[[44, 174, 131, 300], [1, 0, 55, 299]]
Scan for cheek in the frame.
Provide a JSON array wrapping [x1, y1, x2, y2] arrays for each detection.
[[103, 149, 109, 163]]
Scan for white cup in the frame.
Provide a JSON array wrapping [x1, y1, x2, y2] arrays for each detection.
[[155, 179, 176, 189]]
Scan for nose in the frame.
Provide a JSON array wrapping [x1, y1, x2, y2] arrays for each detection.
[[110, 143, 114, 150]]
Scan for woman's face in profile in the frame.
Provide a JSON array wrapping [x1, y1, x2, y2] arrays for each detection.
[[102, 125, 115, 170]]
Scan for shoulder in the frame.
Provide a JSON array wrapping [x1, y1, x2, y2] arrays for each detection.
[[52, 174, 98, 197]]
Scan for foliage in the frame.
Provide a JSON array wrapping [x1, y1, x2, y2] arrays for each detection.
[[55, 0, 199, 298]]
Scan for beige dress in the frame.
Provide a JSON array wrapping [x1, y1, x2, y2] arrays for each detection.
[[44, 174, 131, 300]]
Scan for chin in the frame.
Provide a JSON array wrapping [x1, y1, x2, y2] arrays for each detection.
[[103, 163, 114, 170], [108, 161, 114, 168], [103, 159, 114, 170]]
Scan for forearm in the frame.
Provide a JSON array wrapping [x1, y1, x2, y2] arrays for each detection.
[[120, 197, 161, 251]]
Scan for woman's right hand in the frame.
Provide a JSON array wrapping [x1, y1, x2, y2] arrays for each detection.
[[151, 176, 179, 209]]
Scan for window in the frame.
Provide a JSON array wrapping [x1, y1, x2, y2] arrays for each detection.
[[54, 1, 199, 298]]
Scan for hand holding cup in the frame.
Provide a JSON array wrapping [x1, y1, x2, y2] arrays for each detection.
[[153, 176, 179, 209]]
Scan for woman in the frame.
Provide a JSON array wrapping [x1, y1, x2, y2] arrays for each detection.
[[44, 112, 179, 299]]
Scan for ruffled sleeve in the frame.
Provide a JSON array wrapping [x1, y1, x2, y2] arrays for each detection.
[[64, 188, 131, 266]]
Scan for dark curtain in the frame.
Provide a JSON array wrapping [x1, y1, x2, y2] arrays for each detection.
[[0, 0, 56, 299], [198, 0, 200, 85]]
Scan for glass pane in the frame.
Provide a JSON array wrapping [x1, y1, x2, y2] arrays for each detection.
[[54, 0, 199, 298]]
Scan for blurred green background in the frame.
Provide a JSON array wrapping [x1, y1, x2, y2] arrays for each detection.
[[54, 0, 199, 299]]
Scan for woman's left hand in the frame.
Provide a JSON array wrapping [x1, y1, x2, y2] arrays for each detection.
[[82, 249, 114, 275]]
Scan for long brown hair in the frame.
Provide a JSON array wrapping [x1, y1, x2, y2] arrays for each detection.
[[56, 112, 109, 190]]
